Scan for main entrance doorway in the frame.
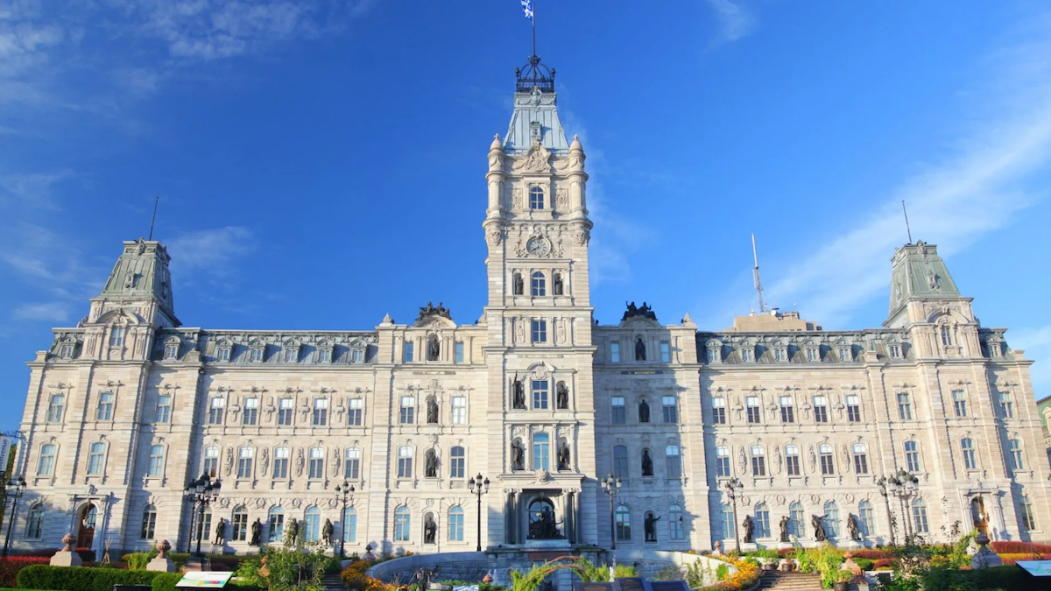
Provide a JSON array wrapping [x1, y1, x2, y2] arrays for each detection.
[[76, 503, 97, 549]]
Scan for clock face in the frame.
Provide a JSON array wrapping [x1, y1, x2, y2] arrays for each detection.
[[527, 236, 551, 257]]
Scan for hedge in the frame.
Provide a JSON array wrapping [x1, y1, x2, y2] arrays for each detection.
[[990, 541, 1051, 554], [16, 564, 163, 591], [0, 558, 49, 588], [16, 548, 96, 562], [150, 573, 260, 591], [970, 564, 1047, 591]]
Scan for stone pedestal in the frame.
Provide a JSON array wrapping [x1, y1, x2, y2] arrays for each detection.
[[971, 533, 1002, 569], [147, 540, 177, 573], [49, 534, 82, 567]]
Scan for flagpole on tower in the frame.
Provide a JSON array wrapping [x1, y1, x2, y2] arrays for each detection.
[[532, 1, 536, 57]]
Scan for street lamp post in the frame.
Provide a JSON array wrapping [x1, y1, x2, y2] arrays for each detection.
[[468, 473, 489, 552], [183, 474, 221, 558], [876, 475, 897, 546], [892, 469, 919, 543], [2, 476, 27, 557], [601, 473, 622, 550], [335, 480, 355, 558], [724, 478, 744, 553]]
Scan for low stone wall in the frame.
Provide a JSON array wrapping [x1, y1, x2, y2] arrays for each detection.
[[610, 550, 731, 587], [367, 552, 491, 585]]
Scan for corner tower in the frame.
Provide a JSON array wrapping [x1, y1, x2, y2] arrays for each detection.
[[482, 56, 599, 548]]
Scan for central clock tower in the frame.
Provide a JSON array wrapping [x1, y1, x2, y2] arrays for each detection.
[[481, 56, 599, 547]]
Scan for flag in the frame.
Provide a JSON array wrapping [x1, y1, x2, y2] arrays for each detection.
[[521, 0, 534, 21]]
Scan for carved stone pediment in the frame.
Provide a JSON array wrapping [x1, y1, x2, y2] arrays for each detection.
[[514, 138, 552, 174]]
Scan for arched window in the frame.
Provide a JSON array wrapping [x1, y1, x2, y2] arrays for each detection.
[[859, 500, 875, 536], [397, 446, 413, 478], [343, 507, 357, 543], [531, 272, 546, 296], [1008, 439, 1024, 470], [612, 445, 628, 478], [25, 504, 44, 538], [449, 506, 465, 541], [912, 499, 930, 534], [669, 504, 685, 541], [823, 502, 840, 538], [533, 433, 550, 471], [754, 503, 770, 538], [304, 506, 321, 541], [789, 502, 805, 537], [394, 506, 411, 541], [87, 442, 106, 475], [450, 446, 465, 479], [268, 506, 284, 542], [38, 443, 57, 476], [529, 186, 545, 209], [148, 444, 165, 477], [141, 504, 157, 539], [665, 445, 682, 478], [232, 505, 248, 541], [615, 505, 631, 540], [961, 438, 977, 470]]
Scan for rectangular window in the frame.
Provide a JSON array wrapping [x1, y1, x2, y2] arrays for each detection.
[[708, 348, 720, 363], [613, 446, 628, 478], [156, 395, 171, 423], [318, 349, 331, 362], [1008, 440, 1024, 471], [277, 397, 294, 425], [348, 398, 364, 426], [889, 344, 902, 359], [666, 446, 682, 478], [773, 348, 784, 361], [450, 448, 465, 478], [403, 341, 414, 362], [97, 392, 114, 421], [250, 348, 263, 362], [344, 510, 357, 542], [351, 349, 364, 363], [243, 397, 259, 425], [449, 509, 464, 542], [660, 341, 671, 363], [532, 380, 549, 409], [400, 396, 415, 424], [533, 434, 550, 471], [208, 397, 224, 425], [722, 506, 736, 541], [740, 348, 753, 362], [852, 444, 869, 474], [216, 347, 231, 361], [941, 326, 952, 346], [451, 396, 466, 424], [308, 448, 324, 479], [397, 447, 413, 478], [312, 398, 328, 426], [712, 397, 726, 424], [237, 448, 253, 479], [845, 395, 861, 422], [952, 390, 967, 417], [46, 394, 65, 423], [109, 326, 125, 347], [746, 396, 761, 424], [1000, 392, 1014, 418], [531, 319, 547, 343], [785, 446, 800, 476], [779, 396, 794, 423], [898, 393, 913, 420], [273, 448, 289, 479], [813, 396, 828, 423], [344, 448, 361, 479], [819, 445, 834, 475], [87, 444, 105, 475], [284, 348, 297, 363], [203, 447, 219, 478], [662, 396, 678, 423], [455, 341, 465, 363], [751, 446, 766, 477], [148, 446, 164, 478], [905, 441, 921, 472], [611, 397, 626, 424], [610, 342, 620, 363], [716, 447, 730, 477]]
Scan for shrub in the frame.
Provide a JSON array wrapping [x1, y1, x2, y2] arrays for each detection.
[[997, 552, 1051, 566], [851, 550, 893, 560], [151, 572, 261, 591], [0, 557, 49, 587], [16, 564, 163, 591], [873, 559, 895, 570], [989, 541, 1051, 555], [699, 558, 760, 591], [971, 564, 1037, 591], [852, 559, 874, 571]]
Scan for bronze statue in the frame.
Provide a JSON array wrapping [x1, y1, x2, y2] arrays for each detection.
[[639, 399, 650, 423], [742, 515, 754, 544], [427, 397, 439, 424], [635, 338, 646, 361], [812, 515, 827, 542], [553, 273, 563, 295], [425, 449, 438, 478], [556, 382, 568, 409], [645, 513, 661, 542], [513, 273, 524, 295], [512, 440, 525, 470], [285, 517, 299, 546], [322, 519, 335, 544], [641, 449, 654, 476], [557, 441, 570, 471], [779, 515, 791, 543], [424, 515, 437, 544], [622, 301, 658, 322], [250, 518, 263, 546], [213, 518, 226, 545], [512, 376, 526, 409], [427, 338, 440, 361], [847, 513, 860, 541], [417, 302, 452, 322], [528, 504, 563, 540]]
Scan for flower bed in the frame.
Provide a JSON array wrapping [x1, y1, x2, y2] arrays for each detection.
[[990, 541, 1051, 554], [699, 558, 760, 591], [997, 552, 1051, 566], [0, 557, 49, 587]]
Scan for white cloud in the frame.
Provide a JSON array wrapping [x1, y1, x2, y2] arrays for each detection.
[[0, 170, 72, 208], [167, 226, 254, 278], [13, 301, 71, 322], [705, 0, 756, 44]]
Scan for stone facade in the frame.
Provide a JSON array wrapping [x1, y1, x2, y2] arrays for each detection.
[[9, 61, 1050, 558]]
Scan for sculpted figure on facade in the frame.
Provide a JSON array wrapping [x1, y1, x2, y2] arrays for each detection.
[[847, 514, 860, 541], [425, 449, 438, 478], [556, 382, 568, 409], [779, 515, 791, 543], [638, 399, 650, 423], [511, 439, 525, 471], [742, 515, 754, 543], [322, 519, 335, 544], [512, 376, 526, 409], [427, 396, 439, 424], [250, 519, 262, 546], [557, 440, 571, 471], [641, 449, 653, 476], [812, 515, 827, 542], [645, 513, 660, 542], [214, 518, 226, 545]]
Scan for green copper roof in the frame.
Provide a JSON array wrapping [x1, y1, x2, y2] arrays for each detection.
[[888, 241, 961, 308], [98, 239, 176, 315], [504, 86, 570, 154]]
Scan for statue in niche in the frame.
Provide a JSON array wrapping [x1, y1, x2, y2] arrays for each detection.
[[645, 513, 661, 542], [250, 519, 263, 546], [427, 337, 440, 361], [213, 518, 226, 545], [779, 515, 791, 543], [812, 515, 827, 542], [285, 518, 299, 546], [641, 449, 654, 476], [513, 273, 524, 295], [424, 515, 437, 544], [427, 397, 439, 424], [638, 400, 650, 423], [512, 376, 526, 409], [425, 450, 438, 478], [557, 441, 571, 471], [528, 503, 563, 540], [847, 514, 860, 541], [553, 273, 564, 295], [512, 440, 525, 470], [741, 515, 754, 544], [322, 519, 335, 544], [556, 382, 569, 409], [636, 338, 646, 361]]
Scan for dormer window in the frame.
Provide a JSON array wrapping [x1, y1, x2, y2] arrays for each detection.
[[529, 186, 545, 209], [706, 343, 721, 364], [349, 339, 367, 364], [740, 347, 753, 363], [217, 343, 231, 362], [249, 342, 265, 362], [889, 344, 902, 359], [838, 345, 851, 362], [164, 339, 179, 360], [317, 342, 333, 363], [805, 346, 818, 362], [283, 343, 299, 363], [59, 343, 74, 359], [772, 343, 786, 362]]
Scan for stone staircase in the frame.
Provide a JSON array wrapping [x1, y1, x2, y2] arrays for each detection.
[[758, 571, 823, 591], [322, 572, 348, 591]]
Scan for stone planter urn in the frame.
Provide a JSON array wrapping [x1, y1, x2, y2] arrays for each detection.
[[971, 533, 1002, 569], [148, 540, 177, 572], [49, 534, 82, 567]]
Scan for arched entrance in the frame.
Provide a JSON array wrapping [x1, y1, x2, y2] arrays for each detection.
[[527, 497, 563, 540], [77, 503, 97, 549], [971, 497, 988, 535]]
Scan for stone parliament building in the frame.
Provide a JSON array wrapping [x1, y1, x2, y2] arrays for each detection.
[[9, 57, 1050, 558]]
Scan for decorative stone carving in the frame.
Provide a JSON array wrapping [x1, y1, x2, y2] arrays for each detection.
[[295, 448, 305, 477]]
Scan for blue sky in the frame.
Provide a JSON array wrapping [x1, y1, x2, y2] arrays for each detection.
[[3, 1, 1051, 432]]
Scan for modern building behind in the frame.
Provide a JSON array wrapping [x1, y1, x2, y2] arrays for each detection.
[[8, 57, 1050, 557]]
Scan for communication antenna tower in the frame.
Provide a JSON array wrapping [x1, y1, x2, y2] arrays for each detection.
[[752, 233, 768, 314]]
